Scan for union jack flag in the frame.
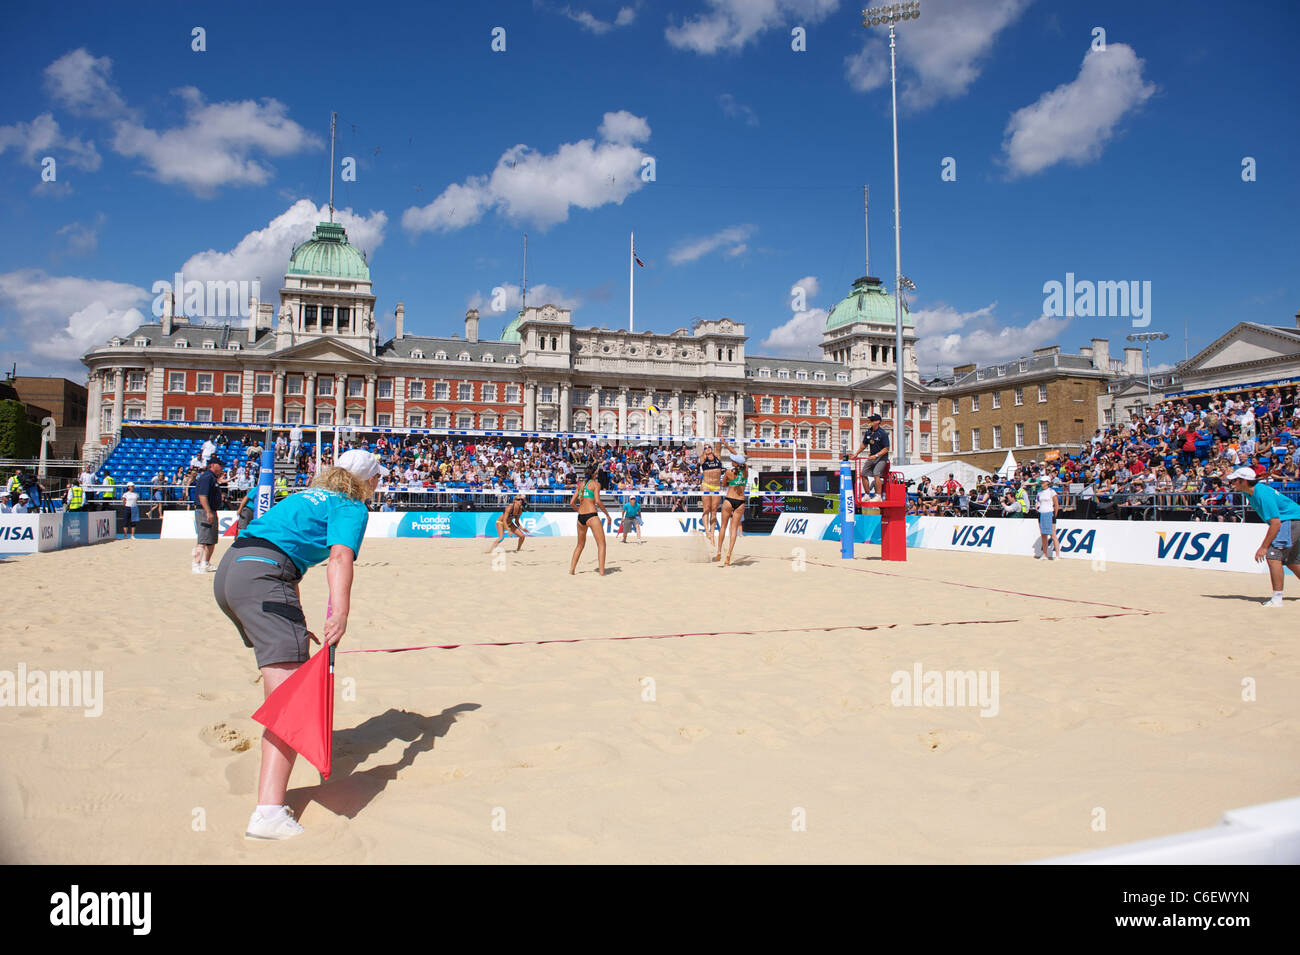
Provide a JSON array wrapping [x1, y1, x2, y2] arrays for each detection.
[[761, 494, 784, 514]]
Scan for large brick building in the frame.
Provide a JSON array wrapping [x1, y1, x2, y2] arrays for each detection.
[[81, 219, 939, 469], [9, 376, 87, 458]]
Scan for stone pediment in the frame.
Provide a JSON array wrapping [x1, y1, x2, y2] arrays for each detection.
[[272, 336, 379, 365], [853, 371, 933, 395], [1181, 323, 1300, 374]]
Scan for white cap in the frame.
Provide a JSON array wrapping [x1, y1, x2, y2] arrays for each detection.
[[336, 449, 388, 481], [730, 451, 746, 465], [1228, 466, 1258, 482]]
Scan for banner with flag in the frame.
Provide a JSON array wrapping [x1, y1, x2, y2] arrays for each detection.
[[252, 645, 336, 779]]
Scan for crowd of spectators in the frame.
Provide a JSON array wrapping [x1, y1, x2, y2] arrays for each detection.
[[911, 385, 1300, 521]]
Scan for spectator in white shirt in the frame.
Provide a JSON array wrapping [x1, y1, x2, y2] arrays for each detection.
[[1036, 485, 1061, 560]]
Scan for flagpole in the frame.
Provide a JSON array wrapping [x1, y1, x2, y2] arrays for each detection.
[[629, 231, 635, 332]]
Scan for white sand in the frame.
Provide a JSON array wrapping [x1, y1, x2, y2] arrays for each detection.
[[1, 534, 1296, 863]]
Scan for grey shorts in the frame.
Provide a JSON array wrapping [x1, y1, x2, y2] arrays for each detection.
[[1266, 520, 1300, 563], [195, 512, 218, 546], [868, 457, 889, 478], [213, 540, 309, 669]]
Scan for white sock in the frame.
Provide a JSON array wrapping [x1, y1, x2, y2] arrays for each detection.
[[1273, 591, 1284, 601], [255, 804, 285, 818]]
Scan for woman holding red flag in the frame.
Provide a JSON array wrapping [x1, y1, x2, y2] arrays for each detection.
[[213, 448, 385, 840]]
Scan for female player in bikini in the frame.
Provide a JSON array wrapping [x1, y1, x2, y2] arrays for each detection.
[[699, 441, 724, 548], [487, 494, 528, 553], [569, 464, 612, 576], [714, 443, 747, 566]]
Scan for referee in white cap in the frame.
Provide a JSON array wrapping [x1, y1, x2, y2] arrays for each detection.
[[1229, 465, 1300, 607]]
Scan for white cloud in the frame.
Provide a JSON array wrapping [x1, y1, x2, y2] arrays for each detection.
[[847, 0, 1032, 109], [468, 282, 583, 316], [0, 113, 100, 170], [668, 224, 755, 265], [792, 275, 820, 299], [403, 112, 651, 234], [111, 87, 321, 195], [718, 93, 758, 126], [911, 301, 1071, 370], [667, 0, 839, 54], [43, 48, 131, 117], [177, 199, 387, 293], [1001, 43, 1156, 178], [762, 307, 828, 354], [557, 4, 639, 33], [0, 269, 150, 369], [55, 214, 106, 257]]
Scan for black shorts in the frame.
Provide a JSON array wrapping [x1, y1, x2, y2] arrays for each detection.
[[722, 497, 745, 516], [213, 537, 309, 669], [577, 512, 599, 526]]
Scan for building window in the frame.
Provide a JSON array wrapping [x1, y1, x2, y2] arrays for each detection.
[[503, 415, 521, 429], [779, 426, 792, 440], [951, 398, 959, 415], [717, 395, 731, 411], [254, 409, 271, 423], [840, 429, 850, 451], [224, 373, 241, 394], [921, 403, 930, 421], [1037, 384, 1048, 403], [410, 349, 424, 359], [1014, 387, 1024, 406], [505, 355, 517, 364], [836, 373, 848, 383], [1015, 423, 1025, 447], [796, 370, 807, 381], [409, 381, 425, 399], [816, 399, 828, 416], [134, 337, 149, 347], [971, 395, 980, 412], [816, 428, 829, 449], [798, 398, 810, 415], [992, 425, 1002, 449], [407, 413, 424, 428], [432, 413, 449, 428], [459, 352, 471, 361], [456, 413, 473, 428], [506, 385, 521, 403], [459, 383, 473, 401], [377, 413, 392, 427], [167, 407, 184, 421], [346, 413, 362, 426], [196, 373, 213, 393], [1038, 420, 1049, 444], [481, 414, 497, 429], [761, 425, 774, 440], [814, 371, 826, 381], [287, 375, 303, 395], [482, 383, 497, 402], [777, 369, 790, 379], [303, 305, 317, 329], [760, 397, 772, 413], [435, 350, 447, 361], [255, 374, 271, 394], [992, 391, 1001, 409], [195, 408, 212, 422], [921, 433, 930, 453], [759, 368, 770, 378], [377, 379, 393, 399], [124, 406, 144, 420], [779, 398, 791, 414], [1103, 408, 1113, 425], [222, 409, 240, 423], [168, 372, 185, 392], [285, 410, 302, 424], [174, 339, 188, 349], [202, 340, 215, 350], [434, 383, 449, 400], [317, 377, 333, 396], [798, 426, 811, 446], [126, 371, 145, 391], [839, 400, 850, 417], [316, 410, 333, 426], [347, 378, 364, 397], [972, 428, 981, 451], [951, 430, 960, 453], [540, 386, 554, 403]]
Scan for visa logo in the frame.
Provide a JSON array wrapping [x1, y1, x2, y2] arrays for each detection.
[[1156, 531, 1229, 563], [1058, 528, 1096, 554], [95, 518, 111, 537], [787, 518, 808, 535], [952, 524, 995, 548], [0, 526, 35, 541], [677, 517, 721, 533]]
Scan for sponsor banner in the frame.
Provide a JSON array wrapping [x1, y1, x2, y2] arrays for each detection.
[[60, 511, 117, 548], [0, 514, 63, 553], [162, 510, 241, 539], [772, 513, 835, 538]]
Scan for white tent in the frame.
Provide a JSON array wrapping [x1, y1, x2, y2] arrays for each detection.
[[996, 451, 1017, 478], [892, 459, 993, 490]]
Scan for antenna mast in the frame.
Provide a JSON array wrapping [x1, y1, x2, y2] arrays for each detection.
[[328, 112, 337, 223], [522, 234, 528, 310], [864, 185, 869, 276]]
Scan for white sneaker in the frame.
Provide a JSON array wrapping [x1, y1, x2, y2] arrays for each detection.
[[191, 564, 205, 574], [203, 562, 217, 573], [245, 806, 305, 840], [1263, 597, 1283, 607]]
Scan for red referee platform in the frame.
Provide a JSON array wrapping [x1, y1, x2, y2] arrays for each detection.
[[852, 458, 908, 561]]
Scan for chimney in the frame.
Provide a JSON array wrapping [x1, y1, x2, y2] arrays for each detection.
[[1090, 337, 1109, 371], [1079, 345, 1093, 360], [1032, 345, 1060, 357], [162, 291, 174, 336], [1123, 346, 1143, 375], [465, 308, 479, 343], [395, 301, 405, 341]]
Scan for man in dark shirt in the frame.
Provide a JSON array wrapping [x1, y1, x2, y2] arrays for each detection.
[[854, 414, 891, 499], [193, 456, 225, 573]]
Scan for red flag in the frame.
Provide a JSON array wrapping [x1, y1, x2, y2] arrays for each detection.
[[252, 645, 335, 779]]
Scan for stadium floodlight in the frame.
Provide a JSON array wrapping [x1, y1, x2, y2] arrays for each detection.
[[1127, 331, 1169, 399], [861, 1, 922, 464]]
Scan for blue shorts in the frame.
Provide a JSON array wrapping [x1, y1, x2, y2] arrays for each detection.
[[1038, 511, 1055, 534]]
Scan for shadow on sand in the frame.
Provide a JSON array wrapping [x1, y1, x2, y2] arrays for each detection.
[[289, 702, 480, 820]]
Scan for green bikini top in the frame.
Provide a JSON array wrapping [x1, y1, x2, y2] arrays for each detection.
[[728, 473, 746, 488], [581, 485, 596, 499]]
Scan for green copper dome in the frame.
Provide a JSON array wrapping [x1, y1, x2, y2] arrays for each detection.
[[500, 310, 524, 342], [825, 276, 911, 330], [287, 222, 370, 281]]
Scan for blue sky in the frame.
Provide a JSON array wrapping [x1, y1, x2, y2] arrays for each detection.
[[1, 0, 1296, 381]]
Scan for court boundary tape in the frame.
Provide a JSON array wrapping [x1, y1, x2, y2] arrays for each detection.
[[801, 558, 1157, 614], [340, 609, 1155, 655]]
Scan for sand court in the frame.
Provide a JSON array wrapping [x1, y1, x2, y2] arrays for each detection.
[[1, 535, 1296, 863]]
